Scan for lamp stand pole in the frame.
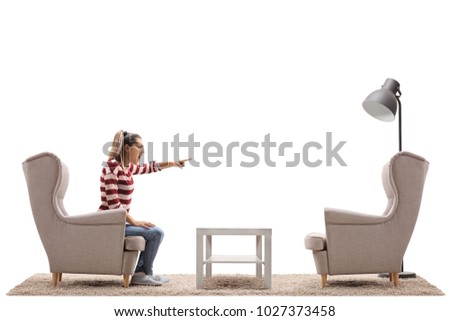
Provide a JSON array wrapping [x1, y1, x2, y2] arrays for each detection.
[[379, 97, 416, 279], [398, 96, 402, 152], [397, 97, 416, 278]]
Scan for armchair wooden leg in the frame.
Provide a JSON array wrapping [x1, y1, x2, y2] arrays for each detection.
[[392, 272, 399, 287], [321, 274, 327, 288], [52, 273, 59, 287], [389, 273, 393, 282], [123, 274, 131, 288], [59, 273, 62, 282]]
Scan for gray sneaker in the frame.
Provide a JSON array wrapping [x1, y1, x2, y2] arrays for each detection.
[[151, 274, 170, 283], [131, 272, 163, 286]]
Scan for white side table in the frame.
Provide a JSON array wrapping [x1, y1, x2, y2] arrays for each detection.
[[196, 228, 272, 289]]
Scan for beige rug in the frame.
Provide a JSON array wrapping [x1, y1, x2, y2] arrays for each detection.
[[7, 273, 444, 296]]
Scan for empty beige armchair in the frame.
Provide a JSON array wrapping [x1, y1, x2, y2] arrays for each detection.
[[304, 151, 429, 288], [22, 152, 145, 288]]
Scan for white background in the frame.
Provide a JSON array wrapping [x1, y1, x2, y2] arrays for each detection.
[[1, 0, 449, 320]]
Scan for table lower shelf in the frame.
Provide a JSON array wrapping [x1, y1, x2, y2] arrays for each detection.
[[204, 255, 264, 264]]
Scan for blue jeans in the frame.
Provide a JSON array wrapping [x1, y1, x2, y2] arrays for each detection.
[[125, 225, 164, 275]]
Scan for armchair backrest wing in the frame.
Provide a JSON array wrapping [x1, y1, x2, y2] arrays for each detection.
[[22, 152, 69, 253], [384, 151, 429, 247]]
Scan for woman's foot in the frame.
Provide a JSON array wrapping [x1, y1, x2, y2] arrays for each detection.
[[131, 272, 163, 286], [151, 274, 170, 283]]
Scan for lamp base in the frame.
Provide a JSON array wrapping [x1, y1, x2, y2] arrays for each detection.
[[378, 272, 417, 279]]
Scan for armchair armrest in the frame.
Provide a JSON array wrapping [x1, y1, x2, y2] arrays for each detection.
[[325, 207, 389, 225], [52, 208, 128, 275], [62, 208, 127, 226]]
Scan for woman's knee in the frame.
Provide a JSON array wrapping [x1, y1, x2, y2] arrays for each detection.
[[153, 226, 164, 241], [143, 226, 164, 241]]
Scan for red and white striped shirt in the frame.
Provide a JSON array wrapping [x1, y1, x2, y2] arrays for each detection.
[[99, 160, 161, 212]]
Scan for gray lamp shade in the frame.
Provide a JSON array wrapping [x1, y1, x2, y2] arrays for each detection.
[[362, 78, 400, 122]]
